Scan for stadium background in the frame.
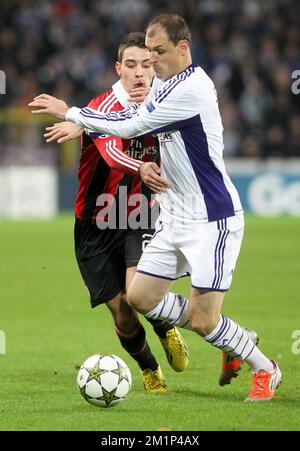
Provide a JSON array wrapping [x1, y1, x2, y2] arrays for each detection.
[[0, 0, 300, 432], [0, 0, 300, 217]]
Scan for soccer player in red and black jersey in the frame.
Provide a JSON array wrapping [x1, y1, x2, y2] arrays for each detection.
[[42, 33, 189, 392]]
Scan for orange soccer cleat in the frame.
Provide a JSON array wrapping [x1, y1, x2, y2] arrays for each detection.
[[219, 353, 242, 386], [244, 360, 282, 402]]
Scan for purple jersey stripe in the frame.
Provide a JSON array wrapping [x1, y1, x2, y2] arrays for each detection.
[[80, 105, 138, 122], [192, 285, 228, 292], [179, 116, 235, 222], [216, 229, 229, 289], [156, 71, 188, 103], [214, 218, 229, 289], [136, 269, 177, 281], [155, 77, 181, 103], [155, 64, 196, 103], [212, 220, 224, 288]]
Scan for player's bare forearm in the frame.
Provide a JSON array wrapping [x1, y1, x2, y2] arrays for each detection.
[[44, 122, 83, 143], [138, 162, 169, 194], [28, 94, 69, 119]]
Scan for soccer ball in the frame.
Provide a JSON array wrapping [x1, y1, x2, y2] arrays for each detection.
[[77, 354, 132, 408]]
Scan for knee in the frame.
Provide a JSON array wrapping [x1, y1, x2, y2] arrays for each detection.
[[127, 287, 143, 313], [108, 294, 137, 334], [189, 312, 220, 337]]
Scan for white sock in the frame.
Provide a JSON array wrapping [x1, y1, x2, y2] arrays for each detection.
[[204, 315, 274, 373], [145, 292, 192, 330]]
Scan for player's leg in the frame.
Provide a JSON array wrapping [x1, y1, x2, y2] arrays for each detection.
[[106, 291, 168, 393], [133, 221, 256, 383], [185, 214, 281, 401], [76, 253, 168, 393], [188, 288, 281, 401], [131, 214, 281, 400], [74, 221, 167, 393], [143, 284, 259, 383], [128, 271, 173, 314], [124, 230, 189, 372]]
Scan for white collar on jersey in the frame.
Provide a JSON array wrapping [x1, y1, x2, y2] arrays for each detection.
[[112, 80, 136, 108]]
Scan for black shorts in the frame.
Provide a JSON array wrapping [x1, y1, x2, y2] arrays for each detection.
[[74, 218, 154, 308]]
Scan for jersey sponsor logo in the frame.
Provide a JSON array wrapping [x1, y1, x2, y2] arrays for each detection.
[[146, 100, 155, 113], [126, 138, 158, 159], [158, 132, 173, 144], [126, 146, 157, 160]]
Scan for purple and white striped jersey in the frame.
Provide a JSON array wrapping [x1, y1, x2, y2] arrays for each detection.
[[66, 64, 243, 223]]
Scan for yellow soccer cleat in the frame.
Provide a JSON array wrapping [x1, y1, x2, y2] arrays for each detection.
[[159, 327, 189, 372], [141, 365, 169, 393]]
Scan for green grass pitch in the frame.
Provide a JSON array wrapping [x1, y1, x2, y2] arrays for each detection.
[[0, 215, 299, 431]]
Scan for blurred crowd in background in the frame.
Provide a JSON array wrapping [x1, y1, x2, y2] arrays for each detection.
[[1, 0, 300, 159]]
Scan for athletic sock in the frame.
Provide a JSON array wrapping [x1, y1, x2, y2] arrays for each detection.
[[145, 317, 173, 339], [145, 292, 192, 330], [115, 320, 158, 371], [204, 315, 274, 373]]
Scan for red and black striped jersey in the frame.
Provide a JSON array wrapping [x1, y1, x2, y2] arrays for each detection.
[[75, 81, 159, 224]]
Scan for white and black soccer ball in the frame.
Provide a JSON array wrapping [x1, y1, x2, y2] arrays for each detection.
[[77, 354, 132, 408]]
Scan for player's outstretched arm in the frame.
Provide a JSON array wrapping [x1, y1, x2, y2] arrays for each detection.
[[44, 121, 83, 143], [28, 94, 69, 119]]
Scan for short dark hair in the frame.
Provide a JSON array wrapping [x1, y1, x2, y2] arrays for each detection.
[[118, 32, 147, 62], [146, 14, 192, 46]]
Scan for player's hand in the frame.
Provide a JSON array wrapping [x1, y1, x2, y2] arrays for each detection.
[[28, 94, 69, 119], [44, 122, 83, 143], [128, 83, 150, 104], [138, 162, 169, 193]]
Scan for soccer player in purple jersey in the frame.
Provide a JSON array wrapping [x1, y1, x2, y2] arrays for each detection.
[[29, 16, 281, 402]]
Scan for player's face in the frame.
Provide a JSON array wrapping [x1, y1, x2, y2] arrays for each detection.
[[116, 46, 154, 93], [146, 27, 188, 81]]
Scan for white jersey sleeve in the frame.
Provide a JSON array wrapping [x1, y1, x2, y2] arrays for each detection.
[[66, 64, 242, 223], [66, 67, 204, 139]]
